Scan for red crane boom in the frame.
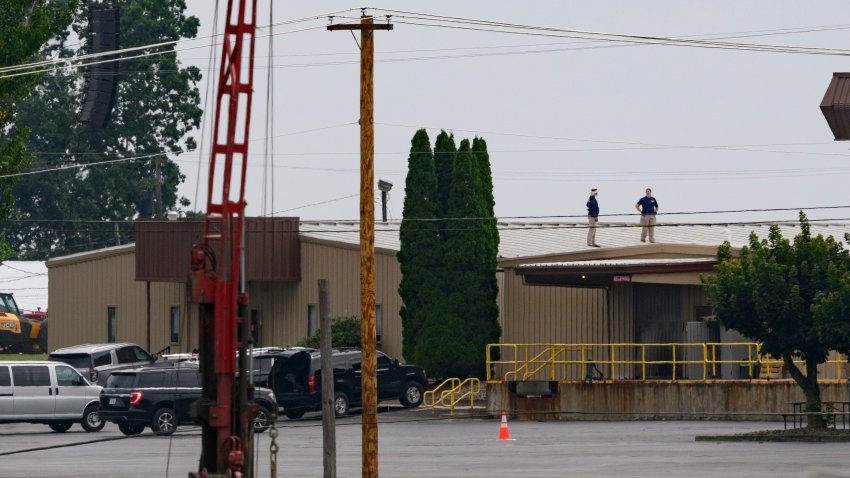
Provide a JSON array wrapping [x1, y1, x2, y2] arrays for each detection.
[[189, 0, 257, 476]]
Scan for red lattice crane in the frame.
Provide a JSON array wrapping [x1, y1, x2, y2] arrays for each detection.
[[188, 0, 257, 476]]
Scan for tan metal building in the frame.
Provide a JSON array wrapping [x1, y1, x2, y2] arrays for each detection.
[[47, 220, 850, 370]]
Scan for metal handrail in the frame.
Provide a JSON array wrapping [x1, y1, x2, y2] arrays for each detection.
[[487, 342, 849, 383], [424, 378, 460, 410], [438, 377, 481, 416]]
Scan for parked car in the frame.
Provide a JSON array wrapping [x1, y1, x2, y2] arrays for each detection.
[[267, 348, 427, 419], [98, 362, 277, 436], [0, 361, 104, 432], [48, 343, 156, 385]]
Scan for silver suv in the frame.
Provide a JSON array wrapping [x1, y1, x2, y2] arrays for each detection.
[[49, 343, 155, 386]]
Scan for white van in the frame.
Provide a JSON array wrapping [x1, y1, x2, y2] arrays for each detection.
[[0, 361, 104, 432]]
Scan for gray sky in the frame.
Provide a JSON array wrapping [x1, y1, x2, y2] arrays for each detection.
[[177, 1, 850, 225]]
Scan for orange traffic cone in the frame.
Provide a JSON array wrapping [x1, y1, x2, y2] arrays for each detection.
[[498, 412, 515, 441]]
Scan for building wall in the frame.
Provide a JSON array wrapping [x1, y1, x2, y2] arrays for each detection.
[[47, 238, 404, 360], [48, 246, 194, 354], [249, 238, 403, 359]]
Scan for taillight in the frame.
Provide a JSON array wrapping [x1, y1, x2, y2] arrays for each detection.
[[129, 391, 144, 407], [89, 369, 98, 383], [308, 374, 316, 393]]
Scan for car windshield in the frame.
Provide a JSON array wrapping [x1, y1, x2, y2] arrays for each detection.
[[48, 353, 91, 369], [105, 373, 136, 389]]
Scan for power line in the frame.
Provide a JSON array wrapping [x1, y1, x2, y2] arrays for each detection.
[[370, 9, 850, 57], [5, 204, 850, 226], [0, 9, 363, 76]]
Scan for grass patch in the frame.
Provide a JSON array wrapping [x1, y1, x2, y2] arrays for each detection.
[[0, 353, 47, 361], [696, 428, 850, 442]]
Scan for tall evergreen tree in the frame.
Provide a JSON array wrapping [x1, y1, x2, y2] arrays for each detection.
[[397, 129, 441, 362], [433, 130, 457, 221], [472, 136, 498, 255], [416, 139, 501, 378], [7, 0, 201, 259]]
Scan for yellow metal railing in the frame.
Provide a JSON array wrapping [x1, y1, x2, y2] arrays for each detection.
[[486, 342, 849, 383], [424, 377, 481, 415]]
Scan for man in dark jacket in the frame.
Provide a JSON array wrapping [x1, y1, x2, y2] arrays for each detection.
[[635, 187, 660, 243], [586, 188, 600, 247]]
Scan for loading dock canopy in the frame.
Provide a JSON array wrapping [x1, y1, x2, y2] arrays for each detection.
[[515, 258, 717, 287]]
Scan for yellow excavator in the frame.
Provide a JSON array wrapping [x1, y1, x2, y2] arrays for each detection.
[[0, 293, 38, 353]]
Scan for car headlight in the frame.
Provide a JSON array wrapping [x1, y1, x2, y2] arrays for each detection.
[[266, 391, 276, 403], [1, 321, 15, 329]]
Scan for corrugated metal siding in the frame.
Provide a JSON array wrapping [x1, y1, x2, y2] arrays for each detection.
[[48, 249, 191, 354], [135, 218, 300, 283], [247, 239, 404, 360], [500, 268, 634, 380]]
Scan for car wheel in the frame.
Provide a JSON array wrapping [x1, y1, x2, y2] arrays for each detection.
[[400, 381, 424, 408], [80, 404, 105, 432], [118, 422, 145, 436], [334, 391, 349, 417], [48, 422, 73, 433], [253, 405, 272, 433], [284, 409, 305, 420], [151, 407, 178, 436]]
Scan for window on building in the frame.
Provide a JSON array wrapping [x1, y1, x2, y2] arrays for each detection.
[[307, 305, 317, 337], [375, 304, 382, 344], [107, 306, 117, 343], [170, 306, 180, 344]]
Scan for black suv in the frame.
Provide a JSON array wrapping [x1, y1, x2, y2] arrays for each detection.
[[98, 362, 277, 435], [267, 348, 426, 419]]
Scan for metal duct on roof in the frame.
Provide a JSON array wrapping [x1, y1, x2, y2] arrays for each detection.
[[820, 72, 850, 140]]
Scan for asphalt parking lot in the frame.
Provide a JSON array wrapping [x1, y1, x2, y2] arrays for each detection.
[[2, 405, 849, 478]]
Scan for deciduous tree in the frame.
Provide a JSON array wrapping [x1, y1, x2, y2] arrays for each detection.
[[7, 0, 201, 259], [703, 214, 850, 428]]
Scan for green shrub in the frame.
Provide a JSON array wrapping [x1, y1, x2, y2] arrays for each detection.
[[297, 316, 361, 349]]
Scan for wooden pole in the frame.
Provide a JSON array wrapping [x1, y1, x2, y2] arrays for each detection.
[[319, 279, 336, 478], [327, 15, 391, 478], [359, 15, 378, 478]]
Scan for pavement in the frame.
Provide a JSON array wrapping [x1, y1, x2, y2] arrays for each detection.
[[1, 404, 849, 477]]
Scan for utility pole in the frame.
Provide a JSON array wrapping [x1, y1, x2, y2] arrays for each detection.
[[328, 13, 391, 478], [318, 279, 336, 478]]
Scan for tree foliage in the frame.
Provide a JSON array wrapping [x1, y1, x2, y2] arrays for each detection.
[[702, 213, 850, 428], [0, 0, 77, 260], [7, 0, 201, 259], [400, 131, 500, 379], [297, 316, 361, 349], [397, 129, 441, 363]]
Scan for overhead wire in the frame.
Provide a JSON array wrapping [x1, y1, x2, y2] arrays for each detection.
[[370, 9, 850, 56], [0, 8, 363, 76], [193, 0, 221, 212]]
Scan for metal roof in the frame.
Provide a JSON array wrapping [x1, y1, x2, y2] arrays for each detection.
[[518, 258, 717, 268], [300, 221, 850, 260]]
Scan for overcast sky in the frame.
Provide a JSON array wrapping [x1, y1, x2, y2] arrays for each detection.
[[176, 1, 850, 225]]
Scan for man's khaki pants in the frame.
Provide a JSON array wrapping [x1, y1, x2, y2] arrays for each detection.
[[640, 214, 656, 242], [587, 216, 598, 245]]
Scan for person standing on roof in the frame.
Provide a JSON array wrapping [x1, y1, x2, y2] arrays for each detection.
[[586, 188, 600, 247], [635, 188, 659, 243]]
